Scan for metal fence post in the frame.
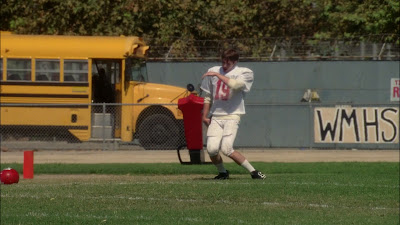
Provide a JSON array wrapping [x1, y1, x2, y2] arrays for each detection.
[[102, 102, 106, 151], [309, 102, 313, 150], [386, 44, 392, 60], [280, 48, 286, 61], [360, 41, 365, 60], [372, 43, 378, 60]]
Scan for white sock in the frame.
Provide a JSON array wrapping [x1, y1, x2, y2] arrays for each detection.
[[215, 163, 227, 173], [240, 160, 255, 173]]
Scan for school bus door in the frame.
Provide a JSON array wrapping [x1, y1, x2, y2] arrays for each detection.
[[91, 60, 122, 139], [113, 61, 122, 138]]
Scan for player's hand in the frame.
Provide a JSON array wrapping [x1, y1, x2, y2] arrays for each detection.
[[202, 72, 219, 79], [202, 117, 211, 126]]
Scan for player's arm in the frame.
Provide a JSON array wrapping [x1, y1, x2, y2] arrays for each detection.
[[227, 79, 245, 91], [202, 72, 245, 91], [202, 93, 212, 126], [202, 72, 230, 85]]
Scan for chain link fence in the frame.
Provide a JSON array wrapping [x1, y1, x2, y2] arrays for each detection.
[[1, 102, 398, 150], [0, 103, 186, 151], [146, 34, 400, 61]]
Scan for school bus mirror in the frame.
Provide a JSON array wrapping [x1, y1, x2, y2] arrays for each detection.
[[141, 46, 149, 56], [130, 44, 139, 56], [187, 84, 195, 92]]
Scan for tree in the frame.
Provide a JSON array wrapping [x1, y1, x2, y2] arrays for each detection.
[[1, 0, 398, 58]]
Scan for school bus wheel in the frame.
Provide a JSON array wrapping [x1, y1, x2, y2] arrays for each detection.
[[137, 113, 181, 150]]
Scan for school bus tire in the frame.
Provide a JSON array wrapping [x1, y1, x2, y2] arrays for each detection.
[[137, 113, 181, 150]]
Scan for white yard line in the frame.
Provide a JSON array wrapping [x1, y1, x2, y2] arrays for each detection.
[[5, 178, 399, 188], [2, 193, 398, 212]]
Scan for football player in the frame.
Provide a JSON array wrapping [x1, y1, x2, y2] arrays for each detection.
[[200, 49, 266, 179]]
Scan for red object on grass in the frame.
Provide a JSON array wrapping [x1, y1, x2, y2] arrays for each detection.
[[23, 150, 34, 179], [0, 168, 20, 184], [178, 94, 204, 150]]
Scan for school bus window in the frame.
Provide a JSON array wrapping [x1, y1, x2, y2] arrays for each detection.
[[7, 59, 31, 81], [131, 59, 148, 82], [112, 62, 120, 84], [36, 59, 60, 81], [64, 60, 88, 82]]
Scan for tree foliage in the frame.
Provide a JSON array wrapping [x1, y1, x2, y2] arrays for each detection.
[[1, 0, 398, 58]]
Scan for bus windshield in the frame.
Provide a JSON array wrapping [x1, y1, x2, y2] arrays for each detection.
[[130, 59, 148, 82]]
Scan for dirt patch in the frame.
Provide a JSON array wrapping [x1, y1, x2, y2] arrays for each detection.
[[1, 149, 398, 164]]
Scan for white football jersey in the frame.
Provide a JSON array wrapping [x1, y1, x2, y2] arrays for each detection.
[[200, 65, 254, 115]]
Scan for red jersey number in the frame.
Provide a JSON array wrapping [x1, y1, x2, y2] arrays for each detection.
[[215, 80, 230, 100]]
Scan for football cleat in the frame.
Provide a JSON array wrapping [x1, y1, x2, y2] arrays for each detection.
[[214, 170, 229, 180], [251, 170, 266, 179]]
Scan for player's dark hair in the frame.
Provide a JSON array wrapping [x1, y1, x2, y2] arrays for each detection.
[[221, 49, 239, 62]]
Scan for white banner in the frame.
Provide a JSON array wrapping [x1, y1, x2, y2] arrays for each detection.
[[391, 78, 400, 101], [314, 107, 399, 143]]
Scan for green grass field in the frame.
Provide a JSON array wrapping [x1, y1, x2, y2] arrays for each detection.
[[1, 162, 399, 225]]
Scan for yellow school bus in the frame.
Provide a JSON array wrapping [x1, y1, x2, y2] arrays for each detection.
[[0, 31, 189, 149]]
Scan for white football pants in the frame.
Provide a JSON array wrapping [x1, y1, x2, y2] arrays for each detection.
[[206, 119, 239, 157]]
